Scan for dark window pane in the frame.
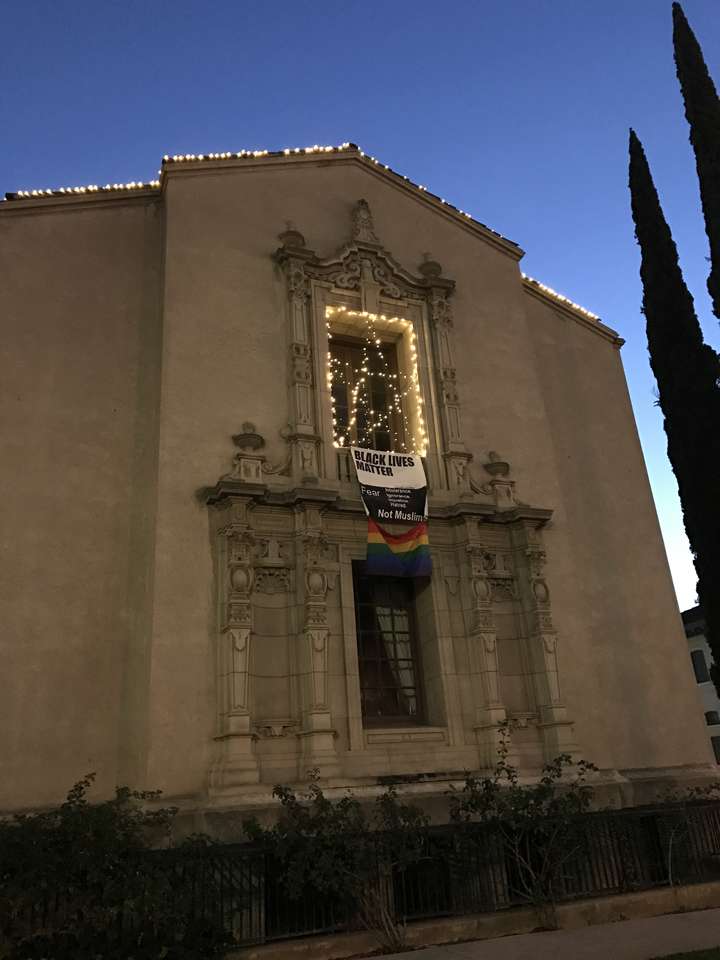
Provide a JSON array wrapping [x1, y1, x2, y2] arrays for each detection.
[[353, 565, 423, 725], [712, 736, 720, 764], [692, 649, 711, 684], [328, 336, 405, 451]]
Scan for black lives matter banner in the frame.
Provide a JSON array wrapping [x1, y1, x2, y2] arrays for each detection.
[[351, 447, 428, 523]]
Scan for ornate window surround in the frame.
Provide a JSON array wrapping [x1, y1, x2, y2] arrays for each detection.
[[274, 199, 474, 498], [321, 302, 433, 483]]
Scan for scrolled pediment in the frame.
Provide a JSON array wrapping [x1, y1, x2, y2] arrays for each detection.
[[275, 199, 454, 301]]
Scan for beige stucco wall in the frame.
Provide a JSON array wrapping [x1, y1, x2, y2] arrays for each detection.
[[0, 154, 713, 815], [0, 199, 162, 807], [521, 290, 713, 772]]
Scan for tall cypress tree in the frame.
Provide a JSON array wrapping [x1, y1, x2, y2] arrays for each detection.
[[628, 130, 720, 691], [672, 2, 720, 321]]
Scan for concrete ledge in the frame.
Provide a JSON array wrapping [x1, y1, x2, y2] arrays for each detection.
[[226, 881, 720, 960]]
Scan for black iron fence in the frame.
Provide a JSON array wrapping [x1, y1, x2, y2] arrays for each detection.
[[8, 802, 720, 949]]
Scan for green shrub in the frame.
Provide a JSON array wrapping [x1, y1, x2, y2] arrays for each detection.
[[244, 773, 428, 951], [0, 774, 230, 959]]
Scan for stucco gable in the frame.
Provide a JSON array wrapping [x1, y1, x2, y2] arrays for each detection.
[[2, 140, 611, 335]]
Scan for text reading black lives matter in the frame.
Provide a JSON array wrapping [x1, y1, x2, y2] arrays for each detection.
[[352, 449, 416, 477]]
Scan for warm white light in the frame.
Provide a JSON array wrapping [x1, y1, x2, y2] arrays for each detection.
[[325, 306, 426, 455], [522, 273, 598, 319]]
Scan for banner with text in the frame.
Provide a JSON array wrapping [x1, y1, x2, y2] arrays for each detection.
[[351, 447, 431, 578], [351, 447, 428, 524]]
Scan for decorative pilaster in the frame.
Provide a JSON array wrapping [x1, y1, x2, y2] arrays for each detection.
[[276, 226, 321, 484], [296, 504, 340, 777], [210, 496, 260, 790], [510, 520, 579, 761], [466, 542, 510, 768], [421, 259, 472, 493]]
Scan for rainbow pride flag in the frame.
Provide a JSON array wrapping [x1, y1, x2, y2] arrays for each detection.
[[366, 518, 432, 578]]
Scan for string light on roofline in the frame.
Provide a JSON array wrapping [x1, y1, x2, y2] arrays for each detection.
[[4, 140, 500, 249], [12, 180, 160, 199], [521, 273, 599, 321], [2, 148, 599, 324], [4, 141, 511, 255], [3, 142, 485, 240]]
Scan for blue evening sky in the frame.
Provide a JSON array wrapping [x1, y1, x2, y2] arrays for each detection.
[[2, 0, 718, 611]]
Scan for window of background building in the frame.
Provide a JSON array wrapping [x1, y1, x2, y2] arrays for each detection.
[[353, 565, 423, 725], [330, 337, 405, 452], [691, 648, 711, 684], [706, 711, 720, 726], [712, 736, 720, 764]]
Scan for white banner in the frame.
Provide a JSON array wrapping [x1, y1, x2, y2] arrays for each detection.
[[351, 447, 428, 524], [350, 448, 426, 487]]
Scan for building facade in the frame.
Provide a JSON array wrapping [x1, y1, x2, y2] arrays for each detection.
[[1, 144, 715, 824], [683, 606, 720, 763]]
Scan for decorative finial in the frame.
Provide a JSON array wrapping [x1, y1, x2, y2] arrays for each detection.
[[232, 423, 265, 452], [483, 452, 510, 477], [351, 199, 380, 244], [419, 252, 443, 279], [278, 220, 306, 249]]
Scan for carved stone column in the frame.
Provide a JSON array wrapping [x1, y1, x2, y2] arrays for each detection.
[[295, 504, 340, 778], [422, 262, 473, 494], [276, 227, 321, 484], [510, 520, 579, 761], [210, 496, 260, 790], [466, 542, 511, 767]]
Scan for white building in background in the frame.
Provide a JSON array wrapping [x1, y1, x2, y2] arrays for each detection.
[[683, 606, 720, 764]]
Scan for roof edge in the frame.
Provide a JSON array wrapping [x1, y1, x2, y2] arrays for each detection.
[[2, 141, 606, 325], [2, 142, 523, 258], [522, 274, 622, 345]]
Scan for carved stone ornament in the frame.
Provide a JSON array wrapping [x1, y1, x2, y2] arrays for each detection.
[[543, 634, 557, 654], [351, 199, 380, 244], [303, 531, 336, 565], [220, 423, 292, 483], [537, 611, 555, 632], [252, 719, 299, 739], [490, 578, 518, 602], [468, 572, 487, 602], [526, 547, 547, 579], [443, 571, 460, 596], [533, 579, 550, 603], [254, 568, 291, 594], [254, 538, 291, 564], [509, 712, 538, 730], [419, 253, 444, 280], [470, 451, 522, 510], [274, 200, 456, 305], [228, 601, 252, 625], [476, 610, 494, 629], [306, 567, 329, 601], [278, 221, 307, 250]]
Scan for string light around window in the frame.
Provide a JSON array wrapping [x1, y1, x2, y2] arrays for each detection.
[[325, 306, 427, 456]]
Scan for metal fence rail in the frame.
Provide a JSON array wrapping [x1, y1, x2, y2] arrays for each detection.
[[8, 801, 720, 949]]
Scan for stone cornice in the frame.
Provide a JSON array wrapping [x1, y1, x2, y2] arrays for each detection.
[[203, 479, 553, 526], [0, 191, 160, 217]]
